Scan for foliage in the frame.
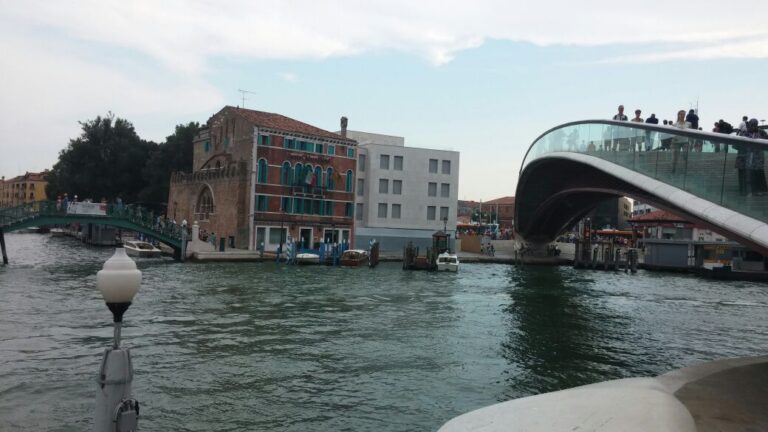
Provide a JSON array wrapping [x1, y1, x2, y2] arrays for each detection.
[[46, 114, 199, 209]]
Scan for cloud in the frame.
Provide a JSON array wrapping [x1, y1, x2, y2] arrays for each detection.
[[600, 34, 768, 64]]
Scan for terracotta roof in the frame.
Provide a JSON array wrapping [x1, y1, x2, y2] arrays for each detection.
[[228, 106, 356, 144], [629, 210, 688, 223], [485, 196, 515, 205]]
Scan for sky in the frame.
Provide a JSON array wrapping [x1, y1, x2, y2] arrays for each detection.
[[1, 0, 767, 200]]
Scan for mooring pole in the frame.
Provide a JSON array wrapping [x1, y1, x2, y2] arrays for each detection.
[[0, 228, 8, 265]]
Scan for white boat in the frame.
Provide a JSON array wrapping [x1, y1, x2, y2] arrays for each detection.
[[123, 240, 162, 258], [50, 228, 66, 237], [295, 252, 320, 265], [436, 252, 460, 272]]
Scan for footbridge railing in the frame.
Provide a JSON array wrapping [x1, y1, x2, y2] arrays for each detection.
[[0, 201, 184, 249], [520, 120, 768, 224]]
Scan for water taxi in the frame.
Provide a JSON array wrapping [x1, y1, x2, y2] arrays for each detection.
[[340, 249, 369, 267], [123, 240, 162, 258], [436, 252, 459, 272]]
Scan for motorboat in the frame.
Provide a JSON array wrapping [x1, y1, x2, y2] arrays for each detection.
[[340, 249, 369, 267], [50, 228, 66, 237], [296, 253, 320, 265], [123, 240, 162, 258], [436, 252, 459, 272]]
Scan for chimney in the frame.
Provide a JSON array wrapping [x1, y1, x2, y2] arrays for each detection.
[[340, 116, 348, 138]]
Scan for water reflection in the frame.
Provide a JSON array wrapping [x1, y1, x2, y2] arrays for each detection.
[[501, 266, 630, 398]]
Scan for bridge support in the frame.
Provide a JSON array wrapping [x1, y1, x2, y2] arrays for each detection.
[[0, 228, 7, 265]]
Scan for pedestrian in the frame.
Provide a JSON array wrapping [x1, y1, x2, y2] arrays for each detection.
[[612, 105, 628, 121], [645, 114, 659, 124], [671, 110, 690, 173], [630, 109, 644, 151], [644, 113, 658, 151], [738, 119, 768, 196], [663, 120, 668, 125], [737, 116, 749, 133], [210, 232, 217, 247], [685, 109, 699, 129]]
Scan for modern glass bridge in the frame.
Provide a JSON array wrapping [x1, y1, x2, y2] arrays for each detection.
[[515, 120, 768, 252]]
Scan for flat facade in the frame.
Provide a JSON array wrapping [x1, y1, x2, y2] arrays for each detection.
[[347, 130, 460, 251], [168, 106, 357, 251], [0, 171, 48, 208]]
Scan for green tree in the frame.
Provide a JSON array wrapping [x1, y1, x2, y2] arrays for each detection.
[[46, 113, 156, 203], [137, 122, 200, 206]]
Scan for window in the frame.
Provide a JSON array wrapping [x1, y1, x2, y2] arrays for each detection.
[[394, 156, 403, 170], [392, 204, 401, 219], [196, 186, 215, 220], [294, 197, 303, 214], [259, 135, 271, 146], [256, 195, 268, 211], [315, 143, 323, 154], [356, 203, 363, 221], [345, 170, 353, 192], [380, 154, 390, 170], [440, 183, 450, 198], [347, 147, 355, 158], [269, 227, 286, 244], [281, 162, 292, 185], [378, 203, 387, 218], [314, 166, 322, 189], [359, 154, 366, 171], [357, 179, 364, 196], [257, 159, 268, 183], [327, 145, 335, 155], [428, 182, 437, 197], [440, 206, 449, 220], [224, 137, 230, 149], [204, 141, 210, 152], [379, 179, 389, 194], [429, 159, 438, 173], [345, 202, 353, 217], [325, 201, 334, 216], [442, 160, 451, 174], [284, 138, 295, 149], [281, 196, 292, 212], [427, 206, 436, 220], [393, 180, 402, 195], [326, 167, 334, 189], [294, 163, 303, 185]]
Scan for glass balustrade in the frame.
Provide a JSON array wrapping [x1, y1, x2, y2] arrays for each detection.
[[522, 121, 768, 223]]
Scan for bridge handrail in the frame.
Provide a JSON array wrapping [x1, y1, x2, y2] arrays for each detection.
[[520, 119, 768, 174], [0, 201, 184, 243], [519, 119, 768, 227]]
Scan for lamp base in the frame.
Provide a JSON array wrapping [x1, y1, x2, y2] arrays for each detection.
[[106, 302, 132, 323]]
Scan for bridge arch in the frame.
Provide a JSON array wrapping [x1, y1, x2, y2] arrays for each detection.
[[516, 120, 768, 254]]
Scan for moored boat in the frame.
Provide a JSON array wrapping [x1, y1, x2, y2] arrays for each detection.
[[123, 240, 162, 258], [50, 228, 66, 237], [296, 252, 320, 265], [436, 252, 459, 272], [340, 249, 369, 267]]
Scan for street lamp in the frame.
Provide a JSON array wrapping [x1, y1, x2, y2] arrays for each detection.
[[94, 248, 141, 431]]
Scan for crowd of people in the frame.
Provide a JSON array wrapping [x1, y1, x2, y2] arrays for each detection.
[[609, 105, 768, 196]]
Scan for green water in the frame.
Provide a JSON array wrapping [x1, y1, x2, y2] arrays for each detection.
[[2, 233, 768, 431]]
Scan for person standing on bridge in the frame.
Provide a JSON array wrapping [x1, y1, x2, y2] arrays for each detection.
[[645, 114, 659, 150], [630, 109, 644, 151], [612, 105, 628, 121], [611, 105, 629, 151], [671, 110, 691, 174]]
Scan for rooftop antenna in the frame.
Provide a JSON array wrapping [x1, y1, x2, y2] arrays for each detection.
[[237, 89, 257, 109]]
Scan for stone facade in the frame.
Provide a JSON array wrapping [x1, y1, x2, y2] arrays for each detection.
[[168, 106, 358, 251], [0, 171, 48, 208]]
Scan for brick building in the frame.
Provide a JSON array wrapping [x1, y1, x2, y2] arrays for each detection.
[[484, 196, 515, 229], [168, 106, 358, 251], [0, 171, 49, 208]]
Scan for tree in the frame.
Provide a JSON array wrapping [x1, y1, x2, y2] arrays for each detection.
[[46, 113, 156, 203], [137, 122, 200, 206]]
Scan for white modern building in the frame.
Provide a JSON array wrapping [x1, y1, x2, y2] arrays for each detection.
[[345, 130, 460, 251]]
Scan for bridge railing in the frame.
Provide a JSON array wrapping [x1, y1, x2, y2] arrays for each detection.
[[0, 201, 184, 243], [521, 120, 768, 223]]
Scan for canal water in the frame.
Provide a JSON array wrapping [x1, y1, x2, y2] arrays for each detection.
[[2, 233, 768, 431]]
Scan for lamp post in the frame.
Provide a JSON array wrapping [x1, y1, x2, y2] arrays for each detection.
[[94, 248, 141, 432]]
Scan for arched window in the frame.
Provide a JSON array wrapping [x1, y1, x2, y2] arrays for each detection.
[[345, 170, 353, 192], [195, 186, 215, 220], [215, 161, 221, 169], [281, 161, 292, 185], [314, 166, 322, 188], [326, 167, 334, 189], [294, 163, 303, 186], [257, 158, 268, 183], [302, 165, 312, 186]]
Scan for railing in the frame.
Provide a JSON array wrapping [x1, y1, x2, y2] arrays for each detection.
[[521, 120, 768, 223], [0, 201, 184, 244]]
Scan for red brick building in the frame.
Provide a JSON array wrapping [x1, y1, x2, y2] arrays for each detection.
[[484, 196, 515, 229], [168, 106, 358, 250]]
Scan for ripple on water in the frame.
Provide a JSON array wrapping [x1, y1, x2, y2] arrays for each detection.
[[2, 234, 768, 430]]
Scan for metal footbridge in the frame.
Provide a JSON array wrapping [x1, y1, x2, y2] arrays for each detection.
[[0, 202, 185, 260], [515, 120, 768, 253]]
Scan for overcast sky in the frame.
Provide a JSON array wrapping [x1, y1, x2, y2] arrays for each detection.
[[2, 0, 767, 200]]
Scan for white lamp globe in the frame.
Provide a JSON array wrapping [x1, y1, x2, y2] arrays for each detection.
[[97, 248, 142, 304]]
